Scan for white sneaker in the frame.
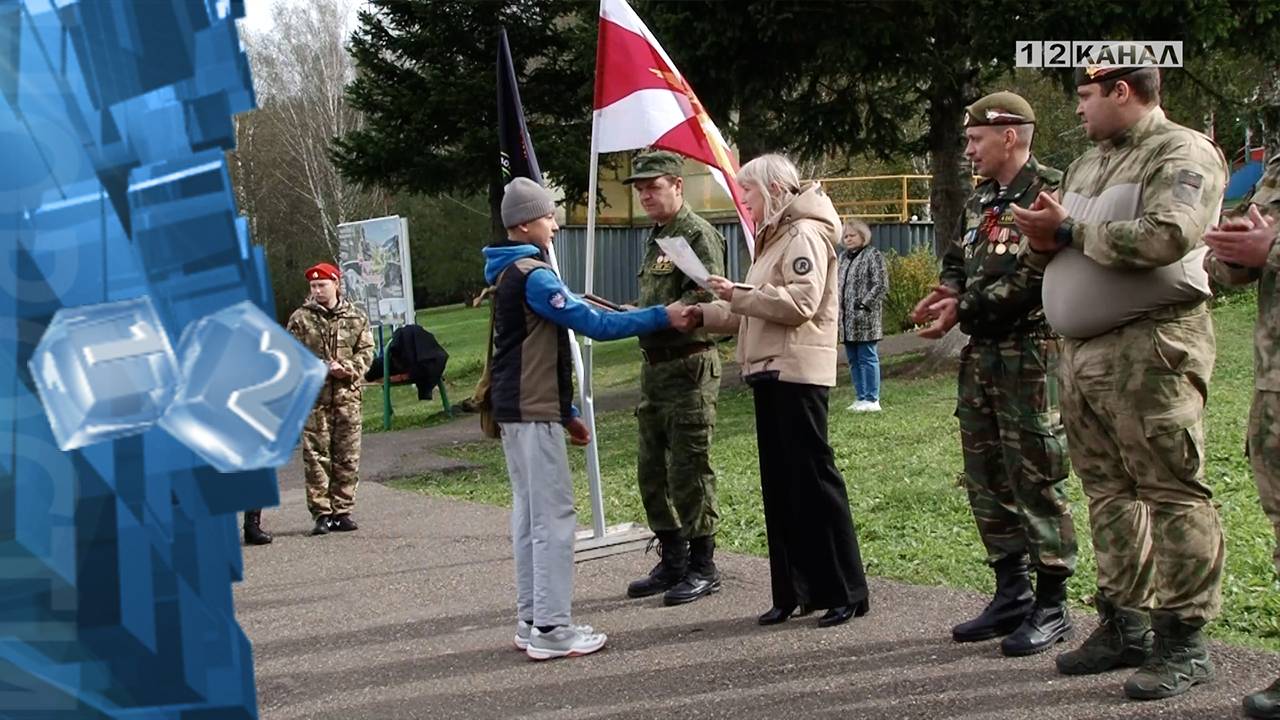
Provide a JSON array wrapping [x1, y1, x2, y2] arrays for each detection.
[[515, 620, 593, 651], [846, 401, 860, 411], [526, 624, 607, 660], [860, 400, 882, 412]]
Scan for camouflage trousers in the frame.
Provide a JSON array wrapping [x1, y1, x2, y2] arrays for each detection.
[[1060, 304, 1224, 623], [956, 334, 1076, 575], [302, 387, 363, 519], [636, 349, 720, 539], [1249, 390, 1280, 577]]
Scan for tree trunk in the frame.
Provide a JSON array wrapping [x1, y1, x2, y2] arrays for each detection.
[[927, 86, 969, 257]]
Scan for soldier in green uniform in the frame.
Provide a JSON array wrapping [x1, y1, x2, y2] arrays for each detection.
[[287, 262, 375, 537], [1203, 156, 1280, 718], [623, 150, 727, 606], [910, 92, 1076, 657], [1013, 65, 1228, 701]]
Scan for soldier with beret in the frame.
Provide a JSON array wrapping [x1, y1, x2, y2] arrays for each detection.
[[912, 91, 1076, 657], [1013, 65, 1228, 700], [287, 262, 375, 536], [623, 150, 728, 606]]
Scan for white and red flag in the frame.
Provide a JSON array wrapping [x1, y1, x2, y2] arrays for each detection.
[[592, 0, 755, 252]]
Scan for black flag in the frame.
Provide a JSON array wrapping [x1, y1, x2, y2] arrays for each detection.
[[497, 27, 543, 186]]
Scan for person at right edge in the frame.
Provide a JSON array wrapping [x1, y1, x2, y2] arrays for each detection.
[[1013, 64, 1228, 701], [623, 150, 728, 607], [1203, 155, 1280, 718], [911, 91, 1077, 658]]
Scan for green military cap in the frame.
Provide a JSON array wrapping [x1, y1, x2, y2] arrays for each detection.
[[963, 91, 1035, 127], [1074, 64, 1143, 86], [623, 150, 684, 184]]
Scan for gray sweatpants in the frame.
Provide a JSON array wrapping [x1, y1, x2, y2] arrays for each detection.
[[500, 421, 576, 627]]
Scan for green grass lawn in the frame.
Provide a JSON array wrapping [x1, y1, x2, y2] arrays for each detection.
[[389, 292, 1280, 652], [360, 303, 652, 431]]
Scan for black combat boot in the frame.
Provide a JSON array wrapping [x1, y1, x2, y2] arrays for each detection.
[[1244, 676, 1280, 718], [1056, 593, 1153, 676], [626, 531, 687, 598], [952, 556, 1033, 642], [243, 510, 273, 545], [311, 515, 332, 536], [1122, 611, 1214, 700], [1000, 570, 1073, 656], [663, 535, 722, 606]]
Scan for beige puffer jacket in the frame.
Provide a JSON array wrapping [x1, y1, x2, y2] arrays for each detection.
[[701, 182, 841, 386]]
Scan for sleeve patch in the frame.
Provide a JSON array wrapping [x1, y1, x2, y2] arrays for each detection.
[[549, 292, 566, 309], [1173, 169, 1204, 206], [792, 257, 813, 275]]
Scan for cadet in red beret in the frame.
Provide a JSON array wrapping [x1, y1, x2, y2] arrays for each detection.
[[285, 260, 374, 536]]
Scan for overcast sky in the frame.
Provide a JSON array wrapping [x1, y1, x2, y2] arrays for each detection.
[[237, 0, 366, 38]]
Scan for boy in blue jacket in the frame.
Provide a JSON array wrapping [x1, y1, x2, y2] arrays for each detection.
[[485, 177, 690, 660]]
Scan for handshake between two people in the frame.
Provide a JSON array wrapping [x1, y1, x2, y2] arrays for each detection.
[[662, 274, 736, 333]]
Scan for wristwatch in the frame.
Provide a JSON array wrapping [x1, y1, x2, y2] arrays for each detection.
[[1054, 218, 1075, 249]]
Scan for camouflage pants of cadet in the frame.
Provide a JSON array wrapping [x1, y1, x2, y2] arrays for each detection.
[[956, 335, 1076, 575], [1249, 390, 1280, 576], [302, 387, 363, 519], [1060, 305, 1224, 623], [636, 350, 720, 539]]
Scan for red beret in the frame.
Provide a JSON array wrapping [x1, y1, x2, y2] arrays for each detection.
[[306, 263, 340, 282]]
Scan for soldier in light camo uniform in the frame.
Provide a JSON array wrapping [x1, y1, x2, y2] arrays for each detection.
[[1203, 155, 1280, 719], [1012, 64, 1228, 701]]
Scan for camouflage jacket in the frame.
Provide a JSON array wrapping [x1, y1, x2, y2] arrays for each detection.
[[286, 297, 375, 396], [1206, 154, 1280, 391], [1040, 107, 1226, 339], [940, 156, 1062, 339], [637, 203, 726, 350]]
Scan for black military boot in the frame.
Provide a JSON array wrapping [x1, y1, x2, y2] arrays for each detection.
[[952, 556, 1033, 642], [663, 535, 722, 606], [1244, 676, 1280, 718], [626, 531, 687, 598], [1122, 611, 1214, 700], [311, 515, 332, 536], [1000, 570, 1072, 656], [243, 510, 273, 545], [1056, 593, 1153, 676]]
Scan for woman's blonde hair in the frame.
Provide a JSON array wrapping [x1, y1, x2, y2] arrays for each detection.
[[842, 218, 871, 245], [738, 153, 802, 226]]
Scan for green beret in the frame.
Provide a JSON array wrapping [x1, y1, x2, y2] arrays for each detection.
[[963, 91, 1035, 127], [623, 150, 684, 184], [1073, 65, 1144, 87]]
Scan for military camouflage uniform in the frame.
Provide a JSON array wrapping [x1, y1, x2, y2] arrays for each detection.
[[636, 202, 726, 539], [1206, 155, 1280, 576], [941, 157, 1077, 577], [1041, 107, 1228, 623], [287, 296, 375, 519]]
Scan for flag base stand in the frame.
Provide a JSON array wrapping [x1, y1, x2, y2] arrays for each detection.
[[573, 523, 653, 562]]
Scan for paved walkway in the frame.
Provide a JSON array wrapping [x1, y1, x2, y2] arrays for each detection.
[[239, 330, 1279, 718]]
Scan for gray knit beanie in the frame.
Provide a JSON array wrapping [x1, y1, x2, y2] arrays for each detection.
[[501, 177, 555, 228]]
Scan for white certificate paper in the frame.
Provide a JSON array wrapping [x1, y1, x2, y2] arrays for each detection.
[[655, 235, 712, 290]]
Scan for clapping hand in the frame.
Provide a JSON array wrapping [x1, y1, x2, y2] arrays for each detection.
[[1204, 204, 1277, 269], [1011, 191, 1068, 252], [910, 284, 959, 340]]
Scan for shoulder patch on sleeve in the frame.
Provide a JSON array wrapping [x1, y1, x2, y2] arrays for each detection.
[[1173, 169, 1205, 206], [548, 291, 566, 309], [792, 257, 813, 275]]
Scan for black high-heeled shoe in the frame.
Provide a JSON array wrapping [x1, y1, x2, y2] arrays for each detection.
[[817, 597, 869, 628], [758, 605, 796, 625]]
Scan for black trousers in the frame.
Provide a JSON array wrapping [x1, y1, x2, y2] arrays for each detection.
[[752, 380, 869, 610]]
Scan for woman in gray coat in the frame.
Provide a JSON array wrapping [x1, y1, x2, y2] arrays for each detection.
[[837, 219, 888, 411]]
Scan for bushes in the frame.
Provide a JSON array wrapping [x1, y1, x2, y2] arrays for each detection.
[[881, 246, 940, 333]]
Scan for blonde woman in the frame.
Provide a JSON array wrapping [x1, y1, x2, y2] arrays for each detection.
[[837, 220, 888, 411], [685, 154, 869, 628]]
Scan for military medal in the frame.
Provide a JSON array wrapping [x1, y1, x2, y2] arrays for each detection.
[[995, 242, 1008, 255]]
